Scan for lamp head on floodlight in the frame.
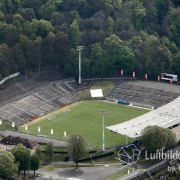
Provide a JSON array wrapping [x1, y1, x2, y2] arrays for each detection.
[[77, 46, 84, 51]]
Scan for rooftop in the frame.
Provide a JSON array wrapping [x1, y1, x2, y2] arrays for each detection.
[[107, 97, 180, 138]]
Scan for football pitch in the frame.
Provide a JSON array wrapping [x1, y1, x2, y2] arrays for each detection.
[[19, 100, 149, 148]]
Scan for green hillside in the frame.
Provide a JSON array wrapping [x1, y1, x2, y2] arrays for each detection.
[[0, 0, 179, 79]]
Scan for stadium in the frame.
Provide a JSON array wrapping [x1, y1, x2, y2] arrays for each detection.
[[0, 75, 180, 149], [0, 1, 179, 179]]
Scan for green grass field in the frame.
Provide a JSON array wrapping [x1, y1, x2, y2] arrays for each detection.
[[19, 100, 149, 148]]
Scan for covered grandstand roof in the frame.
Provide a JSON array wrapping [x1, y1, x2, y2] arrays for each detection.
[[106, 96, 180, 138]]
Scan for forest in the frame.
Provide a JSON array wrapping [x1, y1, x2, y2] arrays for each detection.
[[0, 0, 179, 80]]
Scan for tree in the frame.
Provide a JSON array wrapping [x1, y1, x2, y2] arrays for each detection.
[[4, 24, 20, 47], [0, 0, 19, 14], [68, 134, 87, 170], [90, 43, 104, 76], [19, 8, 36, 21], [0, 0, 179, 83], [11, 44, 26, 71], [12, 144, 31, 178], [30, 154, 40, 177], [18, 0, 41, 15], [23, 37, 42, 69], [107, 16, 114, 33], [140, 126, 176, 152], [13, 13, 24, 31], [45, 142, 54, 162], [0, 44, 12, 76], [41, 32, 55, 66], [35, 145, 41, 159], [103, 34, 135, 76], [129, 32, 174, 78], [0, 150, 18, 179], [89, 11, 107, 31], [0, 54, 10, 76], [64, 48, 77, 76], [167, 7, 180, 48], [48, 0, 63, 6], [103, 0, 122, 16], [165, 128, 176, 149], [31, 19, 54, 38], [61, 0, 85, 12], [54, 31, 70, 68], [129, 0, 146, 30], [69, 19, 80, 48], [0, 11, 5, 21], [38, 2, 56, 20], [172, 52, 180, 76], [50, 12, 64, 26]]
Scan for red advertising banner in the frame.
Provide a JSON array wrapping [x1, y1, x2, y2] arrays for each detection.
[[133, 71, 135, 78], [121, 69, 123, 76], [145, 74, 148, 80]]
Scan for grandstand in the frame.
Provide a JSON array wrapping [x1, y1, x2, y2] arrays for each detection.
[[0, 79, 79, 125], [107, 96, 180, 139], [63, 79, 180, 142], [106, 80, 180, 139], [108, 80, 180, 109], [0, 78, 179, 132]]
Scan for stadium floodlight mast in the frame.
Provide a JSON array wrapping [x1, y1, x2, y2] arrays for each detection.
[[100, 110, 107, 151], [77, 46, 84, 84]]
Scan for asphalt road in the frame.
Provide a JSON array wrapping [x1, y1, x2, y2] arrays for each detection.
[[36, 164, 126, 180]]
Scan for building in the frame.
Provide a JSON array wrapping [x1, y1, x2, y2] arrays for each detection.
[[1, 135, 36, 149]]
